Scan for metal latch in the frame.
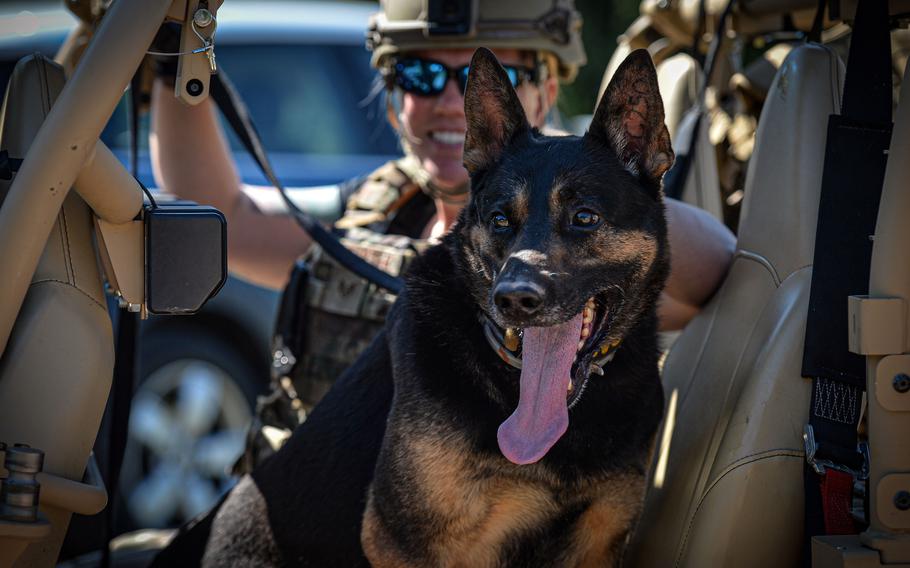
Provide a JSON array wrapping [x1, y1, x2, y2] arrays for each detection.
[[803, 424, 870, 479]]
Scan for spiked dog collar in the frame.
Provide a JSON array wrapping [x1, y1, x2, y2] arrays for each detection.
[[482, 316, 620, 373]]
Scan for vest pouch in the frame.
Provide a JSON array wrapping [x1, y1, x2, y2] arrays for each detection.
[[290, 229, 417, 410], [272, 258, 311, 378]]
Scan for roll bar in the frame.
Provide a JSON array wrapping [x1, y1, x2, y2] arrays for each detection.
[[0, 0, 172, 357]]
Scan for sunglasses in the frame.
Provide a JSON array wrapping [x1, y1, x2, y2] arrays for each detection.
[[392, 57, 539, 97]]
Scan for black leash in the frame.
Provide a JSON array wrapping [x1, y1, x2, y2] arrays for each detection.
[[208, 71, 404, 295], [800, 0, 892, 561]]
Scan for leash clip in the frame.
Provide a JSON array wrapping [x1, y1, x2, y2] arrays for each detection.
[[190, 10, 217, 73]]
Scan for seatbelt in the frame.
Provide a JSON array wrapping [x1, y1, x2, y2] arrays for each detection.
[[101, 309, 138, 568], [208, 71, 403, 294], [801, 0, 892, 560]]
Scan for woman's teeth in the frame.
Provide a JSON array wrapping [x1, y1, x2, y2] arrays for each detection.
[[431, 131, 465, 145]]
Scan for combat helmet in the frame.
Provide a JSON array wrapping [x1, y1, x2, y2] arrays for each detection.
[[367, 0, 587, 82]]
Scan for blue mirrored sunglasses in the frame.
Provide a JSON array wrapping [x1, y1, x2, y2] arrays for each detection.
[[393, 57, 538, 97]]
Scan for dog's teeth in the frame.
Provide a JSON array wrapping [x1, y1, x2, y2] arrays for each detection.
[[590, 364, 604, 376], [504, 327, 520, 352], [567, 379, 573, 393], [582, 309, 593, 324], [577, 340, 585, 351], [580, 326, 590, 339]]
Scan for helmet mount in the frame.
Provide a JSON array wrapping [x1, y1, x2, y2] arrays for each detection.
[[366, 0, 587, 82]]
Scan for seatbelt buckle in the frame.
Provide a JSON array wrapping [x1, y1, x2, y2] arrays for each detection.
[[803, 424, 870, 479]]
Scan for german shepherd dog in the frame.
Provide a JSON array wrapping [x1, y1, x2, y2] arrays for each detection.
[[153, 48, 672, 568]]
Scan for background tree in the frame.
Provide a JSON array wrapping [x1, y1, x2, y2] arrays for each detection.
[[558, 0, 639, 118]]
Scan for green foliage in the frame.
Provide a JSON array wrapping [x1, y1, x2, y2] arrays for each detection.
[[558, 0, 640, 118]]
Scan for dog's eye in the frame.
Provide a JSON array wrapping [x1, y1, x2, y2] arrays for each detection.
[[572, 210, 601, 228], [491, 213, 510, 230]]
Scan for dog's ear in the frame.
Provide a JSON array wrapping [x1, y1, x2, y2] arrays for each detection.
[[463, 48, 530, 176], [587, 49, 673, 183]]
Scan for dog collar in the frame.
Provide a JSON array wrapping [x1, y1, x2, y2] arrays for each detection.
[[482, 317, 621, 373]]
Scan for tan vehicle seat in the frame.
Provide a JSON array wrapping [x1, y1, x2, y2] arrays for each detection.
[[658, 53, 724, 221], [654, 53, 698, 140], [624, 43, 845, 567], [0, 56, 113, 566]]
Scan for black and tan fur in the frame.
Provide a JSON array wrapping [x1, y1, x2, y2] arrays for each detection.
[[153, 48, 672, 568], [361, 49, 672, 567]]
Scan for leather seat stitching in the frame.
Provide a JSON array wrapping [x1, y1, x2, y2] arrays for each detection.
[[60, 207, 75, 285], [676, 450, 804, 566], [30, 278, 107, 311]]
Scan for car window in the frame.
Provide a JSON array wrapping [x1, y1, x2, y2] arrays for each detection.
[[101, 43, 400, 182], [216, 44, 397, 155]]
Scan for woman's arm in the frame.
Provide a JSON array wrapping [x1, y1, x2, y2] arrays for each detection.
[[150, 78, 312, 289], [659, 198, 736, 330]]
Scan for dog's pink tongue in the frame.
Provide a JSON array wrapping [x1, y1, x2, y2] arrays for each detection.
[[497, 312, 583, 465]]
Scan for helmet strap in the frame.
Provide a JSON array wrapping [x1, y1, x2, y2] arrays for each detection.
[[397, 154, 470, 204]]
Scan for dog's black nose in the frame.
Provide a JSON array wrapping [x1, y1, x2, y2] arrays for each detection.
[[493, 281, 545, 317]]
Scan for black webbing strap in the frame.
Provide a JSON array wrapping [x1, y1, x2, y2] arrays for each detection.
[[101, 72, 145, 568], [101, 309, 139, 568], [801, 0, 892, 560], [208, 71, 403, 294], [809, 0, 827, 43], [0, 150, 23, 181]]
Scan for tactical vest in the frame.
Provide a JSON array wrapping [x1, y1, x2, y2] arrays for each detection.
[[235, 159, 434, 473], [288, 228, 425, 409], [284, 158, 435, 402]]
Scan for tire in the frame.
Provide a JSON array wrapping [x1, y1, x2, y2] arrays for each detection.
[[118, 324, 267, 530]]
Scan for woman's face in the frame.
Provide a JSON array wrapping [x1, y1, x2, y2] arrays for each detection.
[[397, 48, 558, 191]]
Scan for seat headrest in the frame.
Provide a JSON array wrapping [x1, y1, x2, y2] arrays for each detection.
[[0, 54, 65, 206], [736, 44, 845, 281], [656, 53, 699, 141]]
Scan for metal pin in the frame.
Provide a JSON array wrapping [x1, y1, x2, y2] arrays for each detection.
[[205, 44, 217, 74]]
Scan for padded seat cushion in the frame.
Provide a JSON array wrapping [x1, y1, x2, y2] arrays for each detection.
[[625, 44, 845, 567]]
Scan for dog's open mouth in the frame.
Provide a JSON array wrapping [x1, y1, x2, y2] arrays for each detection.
[[496, 296, 618, 466]]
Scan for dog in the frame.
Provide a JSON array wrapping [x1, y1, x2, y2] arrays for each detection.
[[153, 47, 672, 568]]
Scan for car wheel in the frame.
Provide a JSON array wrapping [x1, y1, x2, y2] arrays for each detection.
[[119, 326, 264, 529]]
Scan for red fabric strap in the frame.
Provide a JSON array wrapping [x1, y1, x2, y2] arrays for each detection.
[[820, 469, 856, 535]]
